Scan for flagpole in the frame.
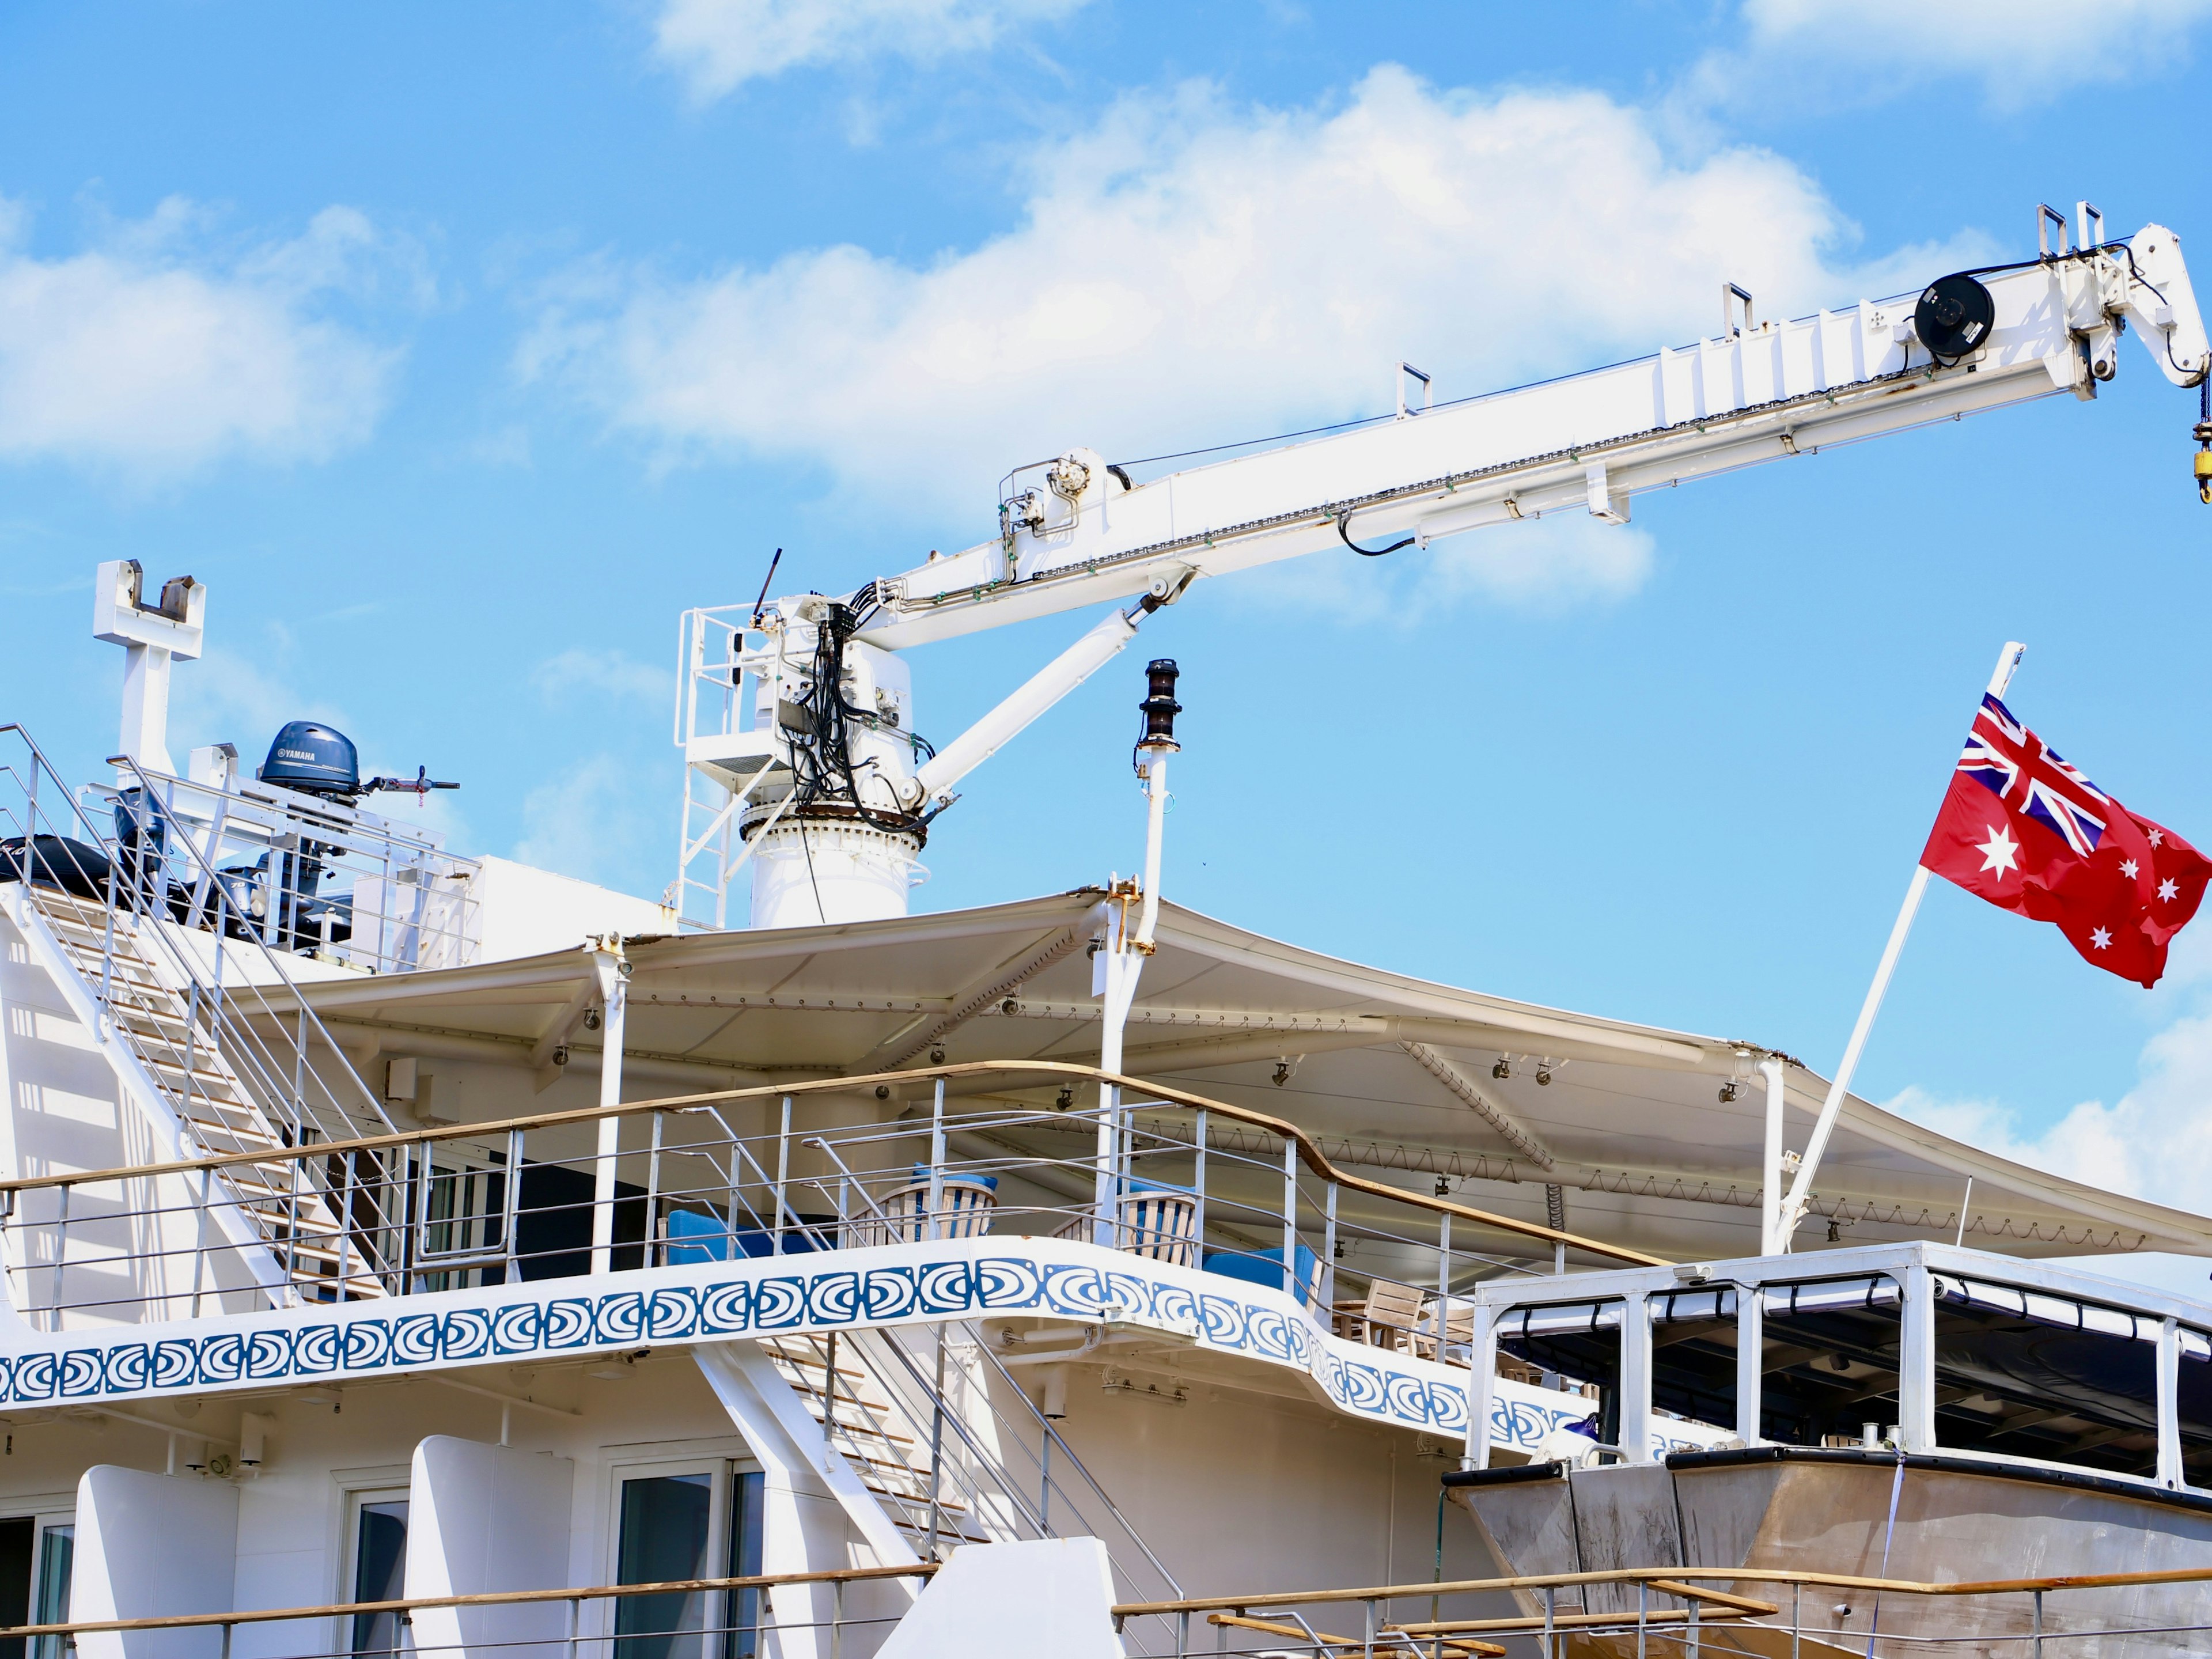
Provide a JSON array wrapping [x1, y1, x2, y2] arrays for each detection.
[[1775, 641, 2026, 1249]]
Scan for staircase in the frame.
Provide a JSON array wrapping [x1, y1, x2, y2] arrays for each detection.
[[17, 884, 392, 1306], [762, 1331, 1000, 1553]]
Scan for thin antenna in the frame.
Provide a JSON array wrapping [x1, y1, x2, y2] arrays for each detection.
[[750, 547, 784, 628]]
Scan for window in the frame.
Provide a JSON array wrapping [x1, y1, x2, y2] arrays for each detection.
[[729, 1472, 764, 1659], [0, 1518, 32, 1659], [616, 1475, 714, 1659], [610, 1465, 767, 1659], [30, 1525, 70, 1659], [349, 1497, 410, 1658], [1759, 1276, 1902, 1448], [1648, 1286, 1738, 1438], [1497, 1300, 1623, 1450], [1929, 1275, 2167, 1476]]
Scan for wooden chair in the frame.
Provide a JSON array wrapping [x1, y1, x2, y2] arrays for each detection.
[[880, 1174, 998, 1242], [1118, 1184, 1199, 1267], [1332, 1278, 1427, 1352], [1415, 1298, 1476, 1367]]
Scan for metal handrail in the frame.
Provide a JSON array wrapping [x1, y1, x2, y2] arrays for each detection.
[[1111, 1559, 2212, 1616], [0, 1561, 935, 1642], [0, 1058, 1664, 1267], [110, 752, 397, 1141]]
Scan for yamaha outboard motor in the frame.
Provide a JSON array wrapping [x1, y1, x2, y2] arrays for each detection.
[[257, 721, 361, 944], [261, 721, 361, 800]]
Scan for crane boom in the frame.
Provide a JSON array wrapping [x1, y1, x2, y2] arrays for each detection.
[[854, 225, 2206, 652], [677, 218, 2207, 930]]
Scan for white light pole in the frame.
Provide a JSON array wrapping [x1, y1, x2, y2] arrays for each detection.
[[1092, 661, 1182, 1248]]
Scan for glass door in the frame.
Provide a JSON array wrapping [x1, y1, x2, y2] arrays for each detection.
[[347, 1494, 410, 1658], [610, 1464, 767, 1659], [30, 1524, 71, 1659]]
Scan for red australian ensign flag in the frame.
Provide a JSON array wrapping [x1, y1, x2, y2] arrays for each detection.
[[1921, 694, 2212, 986]]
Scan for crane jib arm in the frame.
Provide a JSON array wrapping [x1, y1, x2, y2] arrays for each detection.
[[848, 228, 2208, 652]]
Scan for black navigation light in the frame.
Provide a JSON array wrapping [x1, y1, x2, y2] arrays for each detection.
[[1138, 659, 1182, 752], [1914, 273, 1996, 363]]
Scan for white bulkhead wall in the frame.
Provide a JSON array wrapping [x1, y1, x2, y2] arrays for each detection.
[[0, 912, 269, 1328], [2, 1343, 1518, 1656]]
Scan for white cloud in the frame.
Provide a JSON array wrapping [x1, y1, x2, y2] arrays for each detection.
[[0, 200, 406, 476], [532, 647, 673, 708], [1238, 510, 1657, 621], [652, 0, 1088, 97], [1700, 0, 2212, 111], [1890, 953, 2212, 1297], [513, 753, 665, 896], [1433, 514, 1657, 611], [526, 67, 1964, 536]]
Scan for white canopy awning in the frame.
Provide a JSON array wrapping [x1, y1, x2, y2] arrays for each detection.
[[287, 890, 2212, 1264]]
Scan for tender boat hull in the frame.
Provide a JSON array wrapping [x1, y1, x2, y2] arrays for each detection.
[[1449, 1446, 2212, 1656]]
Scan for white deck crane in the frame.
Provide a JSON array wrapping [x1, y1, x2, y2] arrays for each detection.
[[673, 209, 2207, 932]]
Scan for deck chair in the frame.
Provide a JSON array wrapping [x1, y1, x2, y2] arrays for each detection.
[[1415, 1298, 1476, 1366], [1332, 1277, 1427, 1352]]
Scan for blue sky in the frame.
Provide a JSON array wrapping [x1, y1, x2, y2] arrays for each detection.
[[4, 0, 2212, 1253]]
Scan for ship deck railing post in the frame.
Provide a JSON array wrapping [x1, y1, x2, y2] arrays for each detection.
[[1176, 1609, 1189, 1659], [50, 1181, 69, 1326], [830, 1574, 844, 1659], [2032, 1589, 2043, 1658], [1636, 1578, 1647, 1659], [1321, 1180, 1337, 1309], [643, 1110, 664, 1266], [927, 1078, 946, 1242], [217, 1620, 230, 1659], [1791, 1582, 1801, 1659], [1281, 1138, 1297, 1303], [1362, 1595, 1375, 1658], [565, 1594, 579, 1659], [1192, 1106, 1207, 1259], [1541, 1587, 1555, 1659], [772, 1095, 791, 1256], [1686, 1596, 1699, 1659]]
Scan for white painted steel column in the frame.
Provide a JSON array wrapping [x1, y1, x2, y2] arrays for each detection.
[[1464, 1305, 1497, 1469], [588, 940, 629, 1277], [1897, 1262, 1936, 1452], [1134, 753, 1169, 949], [1619, 1290, 1651, 1462], [1758, 1057, 1786, 1256], [2158, 1317, 2184, 1488], [1782, 643, 2024, 1247], [1735, 1283, 1763, 1445], [1094, 934, 1138, 1248]]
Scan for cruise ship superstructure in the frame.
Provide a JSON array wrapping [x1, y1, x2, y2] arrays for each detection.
[[4, 209, 2212, 1658]]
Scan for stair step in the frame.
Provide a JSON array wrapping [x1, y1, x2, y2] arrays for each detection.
[[810, 1404, 915, 1445], [858, 1473, 966, 1512]]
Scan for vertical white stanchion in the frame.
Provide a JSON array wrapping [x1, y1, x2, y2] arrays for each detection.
[[1759, 1056, 1787, 1256], [588, 940, 628, 1278]]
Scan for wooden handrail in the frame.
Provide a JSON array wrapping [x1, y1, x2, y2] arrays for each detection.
[[0, 1058, 1667, 1266], [0, 1562, 936, 1641], [1109, 1560, 2212, 1618], [1209, 1612, 1504, 1657], [11, 1556, 2212, 1642]]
